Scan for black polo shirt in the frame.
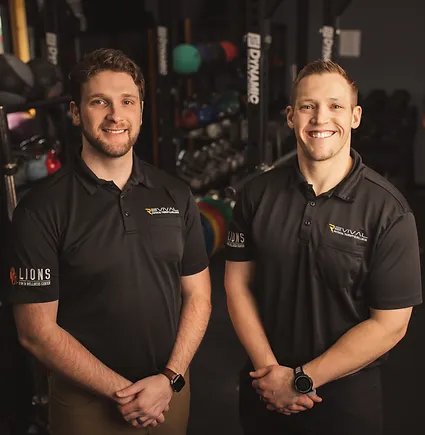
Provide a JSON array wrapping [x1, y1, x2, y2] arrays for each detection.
[[8, 152, 209, 382], [225, 149, 422, 369]]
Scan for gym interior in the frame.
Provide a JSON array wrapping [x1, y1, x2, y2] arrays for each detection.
[[0, 0, 425, 434]]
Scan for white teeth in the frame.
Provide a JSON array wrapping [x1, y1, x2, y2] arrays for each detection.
[[310, 131, 334, 138], [104, 129, 125, 134]]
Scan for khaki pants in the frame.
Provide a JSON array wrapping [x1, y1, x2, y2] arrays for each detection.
[[48, 372, 190, 435]]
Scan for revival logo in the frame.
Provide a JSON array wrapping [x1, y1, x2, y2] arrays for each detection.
[[145, 207, 179, 216], [328, 223, 368, 242]]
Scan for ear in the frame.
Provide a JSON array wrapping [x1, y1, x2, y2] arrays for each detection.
[[286, 105, 295, 129], [69, 101, 81, 126], [351, 105, 362, 129], [140, 101, 144, 125]]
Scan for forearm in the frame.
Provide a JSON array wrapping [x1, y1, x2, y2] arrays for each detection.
[[166, 292, 211, 374], [304, 318, 406, 389], [20, 325, 132, 400], [227, 285, 278, 370]]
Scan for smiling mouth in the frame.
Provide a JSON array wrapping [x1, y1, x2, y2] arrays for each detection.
[[102, 128, 127, 134], [307, 131, 336, 139]]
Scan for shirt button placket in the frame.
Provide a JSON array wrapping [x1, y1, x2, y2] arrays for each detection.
[[299, 200, 316, 241]]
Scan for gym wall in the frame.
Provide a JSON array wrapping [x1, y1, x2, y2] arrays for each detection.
[[332, 0, 425, 186], [273, 0, 425, 186]]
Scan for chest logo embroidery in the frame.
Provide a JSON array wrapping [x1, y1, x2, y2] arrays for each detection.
[[145, 207, 179, 216], [329, 223, 368, 242]]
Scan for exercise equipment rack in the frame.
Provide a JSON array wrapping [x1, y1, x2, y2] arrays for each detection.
[[0, 95, 73, 222]]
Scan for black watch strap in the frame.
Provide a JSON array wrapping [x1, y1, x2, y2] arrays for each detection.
[[294, 366, 304, 376], [293, 366, 313, 394]]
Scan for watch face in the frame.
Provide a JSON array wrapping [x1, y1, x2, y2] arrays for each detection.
[[172, 374, 186, 392], [295, 375, 312, 393]]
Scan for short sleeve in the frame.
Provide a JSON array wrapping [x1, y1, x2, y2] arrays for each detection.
[[8, 205, 60, 304], [180, 190, 209, 276], [367, 212, 423, 309], [224, 185, 255, 261]]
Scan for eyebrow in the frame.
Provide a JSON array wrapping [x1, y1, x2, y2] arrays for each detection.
[[87, 93, 139, 100], [298, 97, 343, 103]]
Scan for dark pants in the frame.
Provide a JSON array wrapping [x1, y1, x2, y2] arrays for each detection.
[[239, 365, 383, 435]]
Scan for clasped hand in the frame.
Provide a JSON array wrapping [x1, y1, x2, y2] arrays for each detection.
[[114, 374, 173, 428], [250, 365, 322, 416]]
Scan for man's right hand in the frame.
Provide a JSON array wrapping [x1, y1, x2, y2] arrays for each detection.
[[250, 365, 323, 415], [266, 392, 322, 416], [114, 392, 170, 427], [114, 374, 173, 428]]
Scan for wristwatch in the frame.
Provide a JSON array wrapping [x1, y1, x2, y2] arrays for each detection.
[[293, 366, 314, 394], [161, 367, 186, 392]]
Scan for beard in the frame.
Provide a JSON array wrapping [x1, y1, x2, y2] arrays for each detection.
[[80, 119, 139, 158], [297, 133, 350, 163], [299, 142, 336, 162]]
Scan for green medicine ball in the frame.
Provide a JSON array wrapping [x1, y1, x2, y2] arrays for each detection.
[[172, 44, 202, 74]]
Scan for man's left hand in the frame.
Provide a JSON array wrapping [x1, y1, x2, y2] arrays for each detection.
[[115, 374, 173, 427], [250, 365, 321, 412]]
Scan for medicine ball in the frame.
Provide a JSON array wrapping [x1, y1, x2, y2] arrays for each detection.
[[172, 44, 202, 75], [219, 41, 238, 62], [27, 58, 63, 100], [0, 54, 34, 97], [197, 43, 225, 65]]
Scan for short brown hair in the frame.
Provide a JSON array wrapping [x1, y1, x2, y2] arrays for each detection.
[[290, 60, 358, 107], [68, 48, 145, 106]]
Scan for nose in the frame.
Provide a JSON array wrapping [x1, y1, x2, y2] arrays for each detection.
[[105, 103, 125, 123], [311, 106, 330, 125]]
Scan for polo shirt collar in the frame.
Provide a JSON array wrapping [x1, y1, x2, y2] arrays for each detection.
[[75, 150, 154, 195], [290, 148, 365, 202]]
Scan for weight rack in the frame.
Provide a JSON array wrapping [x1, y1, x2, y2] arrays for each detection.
[[0, 95, 73, 221]]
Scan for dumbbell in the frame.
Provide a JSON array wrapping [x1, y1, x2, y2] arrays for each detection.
[[201, 145, 233, 175], [206, 141, 241, 172], [205, 122, 224, 139], [177, 146, 225, 188], [216, 140, 247, 170], [177, 165, 212, 191], [177, 149, 207, 172], [176, 149, 194, 170], [207, 142, 239, 172]]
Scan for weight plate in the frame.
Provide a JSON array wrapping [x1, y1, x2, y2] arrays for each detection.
[[197, 200, 227, 249], [198, 206, 221, 255], [200, 213, 214, 257]]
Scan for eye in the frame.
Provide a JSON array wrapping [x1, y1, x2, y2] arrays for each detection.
[[91, 99, 106, 106], [300, 104, 313, 110], [123, 99, 135, 105], [332, 104, 343, 109]]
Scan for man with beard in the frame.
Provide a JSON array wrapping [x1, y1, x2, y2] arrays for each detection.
[[224, 60, 422, 435], [8, 48, 211, 435]]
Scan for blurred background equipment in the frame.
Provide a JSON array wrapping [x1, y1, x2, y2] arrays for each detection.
[[0, 53, 34, 102], [1, 1, 425, 435], [172, 43, 202, 74], [26, 58, 63, 100]]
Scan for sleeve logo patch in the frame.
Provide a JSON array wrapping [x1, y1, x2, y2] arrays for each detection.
[[10, 268, 51, 286], [9, 267, 17, 285], [227, 231, 245, 248]]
